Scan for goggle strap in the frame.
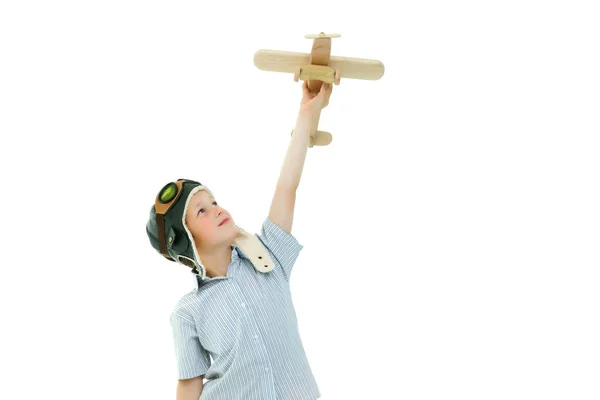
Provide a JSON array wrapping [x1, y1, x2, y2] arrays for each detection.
[[156, 213, 173, 261], [154, 179, 200, 264]]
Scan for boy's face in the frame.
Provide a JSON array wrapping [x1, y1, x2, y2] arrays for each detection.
[[184, 190, 238, 250]]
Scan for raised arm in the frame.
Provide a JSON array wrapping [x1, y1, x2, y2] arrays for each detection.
[[269, 81, 333, 234]]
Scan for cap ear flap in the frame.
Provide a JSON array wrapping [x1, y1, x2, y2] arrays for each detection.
[[167, 226, 189, 254], [177, 255, 199, 275], [177, 255, 196, 269]]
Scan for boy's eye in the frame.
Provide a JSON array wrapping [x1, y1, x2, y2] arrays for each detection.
[[197, 202, 218, 215]]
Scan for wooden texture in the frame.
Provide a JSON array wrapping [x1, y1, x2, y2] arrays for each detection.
[[306, 38, 331, 147], [305, 32, 341, 39], [291, 129, 332, 146], [254, 50, 384, 80], [313, 130, 332, 146], [298, 65, 335, 84], [255, 34, 383, 148]]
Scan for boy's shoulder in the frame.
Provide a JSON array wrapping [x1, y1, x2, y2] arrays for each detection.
[[171, 289, 200, 320]]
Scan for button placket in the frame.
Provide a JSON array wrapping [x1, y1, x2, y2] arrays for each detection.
[[232, 275, 272, 375]]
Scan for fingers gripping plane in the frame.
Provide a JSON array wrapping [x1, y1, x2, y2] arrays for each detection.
[[254, 32, 385, 148]]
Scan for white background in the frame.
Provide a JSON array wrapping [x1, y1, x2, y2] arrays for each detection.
[[1, 1, 599, 399]]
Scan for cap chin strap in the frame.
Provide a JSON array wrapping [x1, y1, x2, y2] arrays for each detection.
[[190, 228, 275, 279], [234, 228, 275, 273]]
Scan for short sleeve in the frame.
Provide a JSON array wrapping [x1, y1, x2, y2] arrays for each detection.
[[257, 217, 304, 282], [170, 311, 211, 380]]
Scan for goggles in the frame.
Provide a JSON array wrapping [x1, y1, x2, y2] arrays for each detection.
[[154, 178, 199, 261]]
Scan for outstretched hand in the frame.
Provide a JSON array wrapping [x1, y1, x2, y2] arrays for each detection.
[[300, 80, 333, 115]]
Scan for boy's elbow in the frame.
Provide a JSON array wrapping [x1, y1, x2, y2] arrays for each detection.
[[176, 375, 204, 400]]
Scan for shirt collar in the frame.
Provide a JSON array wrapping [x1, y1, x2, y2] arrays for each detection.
[[195, 245, 246, 288], [233, 245, 251, 261]]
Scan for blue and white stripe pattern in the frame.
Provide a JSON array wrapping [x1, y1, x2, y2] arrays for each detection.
[[170, 217, 321, 400]]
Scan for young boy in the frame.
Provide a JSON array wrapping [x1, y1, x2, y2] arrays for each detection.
[[146, 80, 333, 400]]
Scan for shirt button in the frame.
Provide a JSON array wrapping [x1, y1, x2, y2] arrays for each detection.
[[241, 302, 246, 308]]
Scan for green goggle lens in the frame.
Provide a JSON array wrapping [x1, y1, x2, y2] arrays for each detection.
[[159, 183, 178, 203]]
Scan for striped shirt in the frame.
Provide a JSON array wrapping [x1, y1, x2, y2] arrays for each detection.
[[170, 217, 321, 400]]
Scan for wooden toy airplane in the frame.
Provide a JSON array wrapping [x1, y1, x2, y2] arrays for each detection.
[[254, 32, 384, 148]]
